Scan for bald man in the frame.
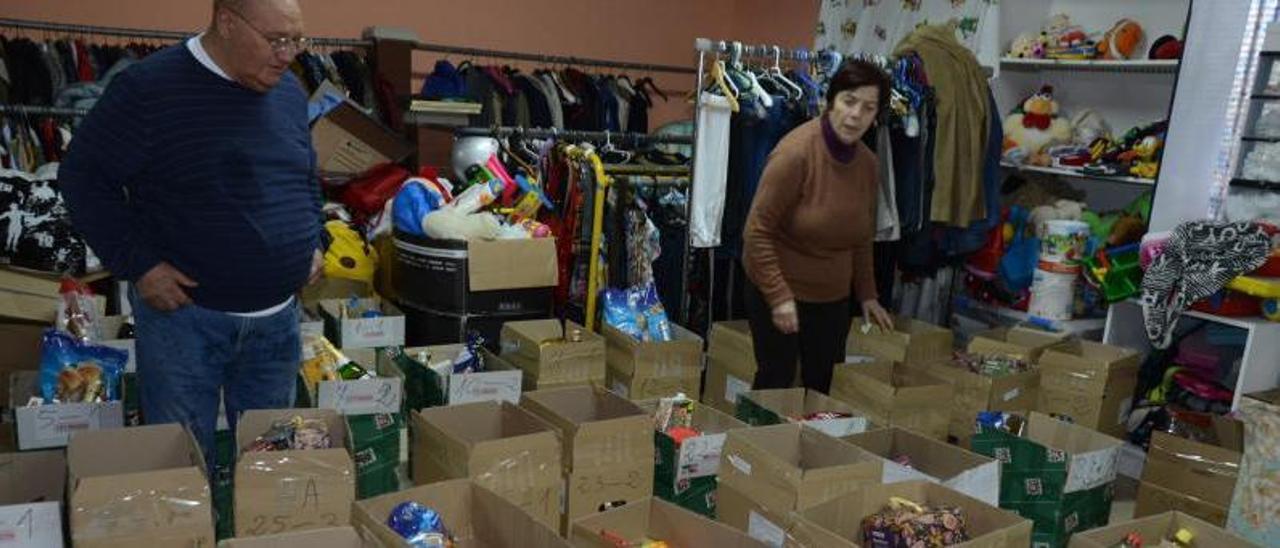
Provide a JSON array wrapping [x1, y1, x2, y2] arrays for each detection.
[[61, 0, 324, 468]]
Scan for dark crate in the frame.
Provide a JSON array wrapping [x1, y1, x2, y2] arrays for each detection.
[[391, 231, 554, 315]]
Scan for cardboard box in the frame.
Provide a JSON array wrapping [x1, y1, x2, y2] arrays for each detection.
[[0, 501, 62, 548], [300, 277, 374, 312], [606, 366, 700, 401], [10, 371, 125, 451], [352, 479, 569, 547], [736, 388, 875, 438], [347, 412, 405, 500], [918, 356, 1041, 444], [830, 362, 953, 440], [311, 99, 411, 175], [1136, 415, 1242, 526], [411, 400, 562, 529], [393, 234, 558, 314], [841, 427, 1000, 506], [968, 326, 1069, 363], [301, 347, 404, 416], [602, 323, 704, 379], [520, 385, 654, 533], [1135, 481, 1229, 528], [68, 423, 214, 547], [386, 344, 523, 408], [1068, 510, 1256, 547], [1036, 341, 1141, 438], [704, 321, 758, 415], [636, 400, 748, 517], [570, 497, 768, 547], [0, 322, 43, 409], [716, 424, 882, 535], [789, 481, 1033, 548], [846, 316, 953, 366], [234, 409, 355, 537], [0, 450, 66, 506], [501, 319, 606, 389], [317, 297, 406, 350], [217, 526, 362, 548], [971, 412, 1124, 547]]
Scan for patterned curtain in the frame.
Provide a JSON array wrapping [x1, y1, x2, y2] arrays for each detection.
[[814, 0, 1001, 68]]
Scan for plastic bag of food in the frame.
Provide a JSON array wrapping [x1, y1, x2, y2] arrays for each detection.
[[38, 329, 126, 403]]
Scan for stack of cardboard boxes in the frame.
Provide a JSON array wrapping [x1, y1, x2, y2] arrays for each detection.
[[603, 323, 703, 401]]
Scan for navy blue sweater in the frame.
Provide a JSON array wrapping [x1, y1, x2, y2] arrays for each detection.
[[61, 45, 321, 312]]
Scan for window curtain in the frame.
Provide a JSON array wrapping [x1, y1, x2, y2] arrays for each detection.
[[814, 0, 1001, 69]]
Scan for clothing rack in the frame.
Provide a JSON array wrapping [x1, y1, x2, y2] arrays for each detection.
[[454, 126, 694, 145], [693, 38, 816, 63], [412, 41, 695, 75], [603, 165, 691, 177], [0, 104, 89, 117], [0, 17, 370, 48]]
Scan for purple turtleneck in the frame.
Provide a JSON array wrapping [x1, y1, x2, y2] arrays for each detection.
[[821, 115, 858, 164]]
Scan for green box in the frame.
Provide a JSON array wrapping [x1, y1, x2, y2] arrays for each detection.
[[347, 412, 404, 499], [642, 401, 746, 520], [657, 475, 718, 518], [971, 413, 1122, 548], [213, 428, 235, 541], [735, 393, 782, 426], [378, 346, 444, 412]]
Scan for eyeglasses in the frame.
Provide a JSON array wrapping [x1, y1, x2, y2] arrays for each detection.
[[223, 6, 309, 54]]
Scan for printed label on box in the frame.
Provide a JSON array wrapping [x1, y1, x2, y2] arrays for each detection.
[[804, 416, 870, 438], [725, 374, 750, 404], [341, 315, 406, 349], [1003, 387, 1021, 402], [448, 370, 521, 405], [727, 454, 752, 476], [0, 502, 61, 548], [675, 432, 728, 482], [16, 402, 124, 450], [317, 377, 403, 415], [747, 510, 786, 548]]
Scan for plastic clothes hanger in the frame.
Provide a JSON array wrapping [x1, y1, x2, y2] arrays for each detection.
[[770, 46, 804, 101]]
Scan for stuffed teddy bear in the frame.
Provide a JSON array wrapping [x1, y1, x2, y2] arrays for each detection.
[[1003, 86, 1074, 162], [1029, 199, 1087, 238], [1098, 19, 1144, 60]]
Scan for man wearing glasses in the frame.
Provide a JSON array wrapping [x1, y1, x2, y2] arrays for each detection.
[[60, 0, 323, 470]]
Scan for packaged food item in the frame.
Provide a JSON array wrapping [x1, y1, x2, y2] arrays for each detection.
[[37, 329, 126, 404], [452, 331, 486, 374], [387, 501, 453, 548], [57, 277, 100, 342], [861, 496, 969, 547], [301, 335, 347, 386], [598, 531, 669, 548], [603, 282, 673, 342], [245, 416, 333, 452], [654, 393, 695, 433], [975, 411, 1027, 436], [952, 352, 1030, 378], [1112, 528, 1194, 547]]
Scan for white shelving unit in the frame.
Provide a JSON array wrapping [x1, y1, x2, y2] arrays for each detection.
[[1000, 58, 1179, 73], [953, 296, 1108, 337], [1103, 299, 1280, 411], [1000, 161, 1156, 186]]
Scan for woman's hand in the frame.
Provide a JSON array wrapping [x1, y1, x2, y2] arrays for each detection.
[[862, 299, 894, 332], [772, 300, 799, 334]]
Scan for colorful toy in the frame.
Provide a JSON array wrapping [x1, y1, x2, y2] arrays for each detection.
[[1149, 35, 1184, 60], [1008, 31, 1048, 59], [1098, 19, 1144, 60], [1083, 243, 1142, 303], [1003, 86, 1074, 161]]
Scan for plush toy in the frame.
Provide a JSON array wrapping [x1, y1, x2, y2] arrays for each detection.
[[1098, 19, 1144, 60], [1009, 32, 1044, 58], [1149, 35, 1184, 60], [1029, 199, 1087, 238], [421, 209, 502, 241], [1003, 86, 1074, 161]]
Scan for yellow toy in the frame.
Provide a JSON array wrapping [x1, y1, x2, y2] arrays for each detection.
[[323, 220, 378, 284], [1124, 135, 1162, 179], [1003, 86, 1074, 160]]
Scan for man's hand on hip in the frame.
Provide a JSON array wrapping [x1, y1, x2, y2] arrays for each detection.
[[308, 249, 324, 286], [138, 262, 198, 312]]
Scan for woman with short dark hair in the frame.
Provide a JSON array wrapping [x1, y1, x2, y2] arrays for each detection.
[[742, 59, 896, 393]]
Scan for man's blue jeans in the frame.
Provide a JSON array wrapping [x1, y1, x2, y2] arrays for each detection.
[[131, 288, 301, 473]]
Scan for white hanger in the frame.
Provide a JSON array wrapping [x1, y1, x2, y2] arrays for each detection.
[[771, 46, 803, 101]]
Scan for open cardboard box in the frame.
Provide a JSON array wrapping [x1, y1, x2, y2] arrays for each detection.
[[520, 385, 654, 533], [217, 526, 363, 548], [500, 319, 605, 389], [311, 98, 411, 175], [233, 408, 355, 538], [704, 321, 758, 415], [10, 370, 125, 451], [301, 347, 403, 416], [1068, 511, 1257, 547], [1137, 414, 1242, 526], [716, 423, 882, 538], [411, 400, 562, 529], [0, 449, 66, 506], [789, 481, 1032, 548], [846, 316, 953, 366], [393, 344, 523, 407], [570, 497, 768, 547], [737, 387, 875, 438], [1036, 340, 1141, 438], [68, 423, 214, 547], [830, 361, 952, 440], [602, 323, 703, 379], [606, 366, 700, 401], [841, 426, 1000, 506], [967, 326, 1069, 363], [917, 355, 1040, 444], [352, 478, 569, 547], [318, 297, 406, 350]]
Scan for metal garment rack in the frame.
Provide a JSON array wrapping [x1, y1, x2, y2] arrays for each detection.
[[0, 17, 370, 48], [454, 126, 693, 145], [0, 104, 89, 117], [411, 41, 695, 75], [684, 38, 818, 331]]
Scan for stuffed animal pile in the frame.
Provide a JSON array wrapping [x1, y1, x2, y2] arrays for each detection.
[[1006, 14, 1183, 61]]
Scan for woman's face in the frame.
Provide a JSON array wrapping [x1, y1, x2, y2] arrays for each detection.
[[826, 85, 880, 145]]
